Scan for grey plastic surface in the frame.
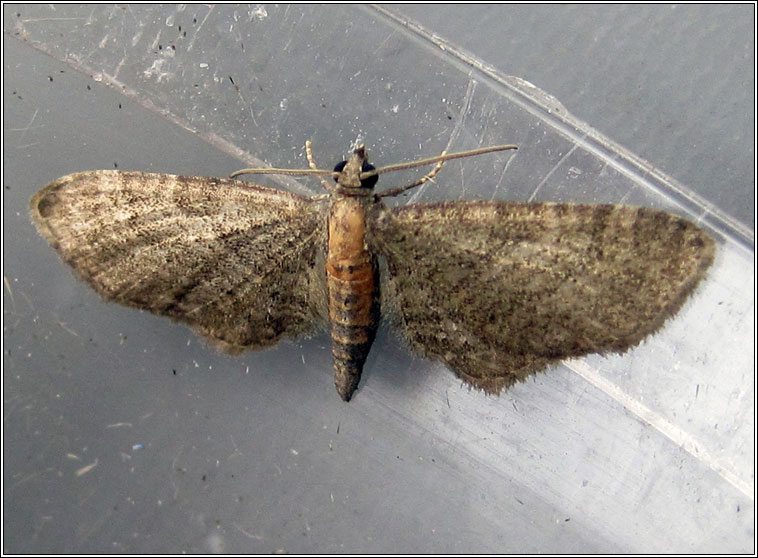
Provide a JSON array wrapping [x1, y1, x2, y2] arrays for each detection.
[[3, 4, 754, 553], [396, 4, 755, 235]]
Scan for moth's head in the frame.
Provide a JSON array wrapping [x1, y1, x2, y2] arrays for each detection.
[[333, 145, 379, 191]]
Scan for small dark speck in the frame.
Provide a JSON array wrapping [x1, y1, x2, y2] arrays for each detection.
[[114, 162, 119, 169], [87, 85, 91, 90], [158, 44, 162, 50], [173, 369, 177, 375], [47, 76, 54, 82], [447, 115, 452, 120], [171, 45, 176, 51], [118, 103, 122, 109], [16, 12, 21, 17], [178, 25, 182, 31], [202, 474, 207, 481], [183, 30, 187, 37], [193, 17, 197, 23], [229, 76, 235, 85], [737, 504, 741, 512], [564, 517, 571, 522], [514, 497, 524, 505]]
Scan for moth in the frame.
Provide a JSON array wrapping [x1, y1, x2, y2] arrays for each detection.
[[31, 141, 715, 401]]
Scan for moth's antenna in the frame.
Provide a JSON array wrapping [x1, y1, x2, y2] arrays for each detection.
[[229, 167, 337, 179], [373, 144, 518, 199], [306, 140, 335, 192], [366, 144, 518, 178], [231, 141, 339, 182], [230, 143, 518, 193]]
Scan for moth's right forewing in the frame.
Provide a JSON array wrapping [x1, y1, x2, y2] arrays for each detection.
[[31, 170, 328, 351], [369, 201, 714, 394]]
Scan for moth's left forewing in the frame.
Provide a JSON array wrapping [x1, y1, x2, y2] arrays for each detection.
[[31, 170, 329, 352], [368, 200, 715, 394]]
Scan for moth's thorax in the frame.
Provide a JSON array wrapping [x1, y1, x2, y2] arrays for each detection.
[[328, 197, 368, 262]]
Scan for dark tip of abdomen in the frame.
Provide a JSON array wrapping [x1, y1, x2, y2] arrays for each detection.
[[334, 356, 364, 401]]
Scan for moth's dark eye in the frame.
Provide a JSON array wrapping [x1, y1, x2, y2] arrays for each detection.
[[333, 160, 347, 182], [360, 161, 378, 189]]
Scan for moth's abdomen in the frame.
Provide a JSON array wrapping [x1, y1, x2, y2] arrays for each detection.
[[326, 198, 380, 401]]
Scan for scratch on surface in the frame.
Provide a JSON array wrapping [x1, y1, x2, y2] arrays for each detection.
[[374, 29, 399, 54], [407, 77, 477, 205], [457, 161, 467, 199], [149, 29, 162, 50], [185, 6, 214, 53], [31, 514, 53, 543], [233, 523, 264, 540], [18, 17, 87, 22], [490, 147, 518, 201], [445, 77, 477, 194], [7, 108, 40, 131], [106, 422, 133, 428], [131, 28, 144, 47], [113, 56, 127, 80], [9, 109, 40, 146], [8, 469, 52, 492], [170, 447, 184, 499], [446, 77, 476, 149], [527, 143, 578, 202], [75, 458, 99, 477], [18, 291, 34, 314], [444, 76, 476, 200], [227, 435, 244, 460], [57, 321, 80, 337], [618, 190, 633, 205], [231, 75, 258, 127], [570, 359, 754, 499], [4, 276, 15, 310]]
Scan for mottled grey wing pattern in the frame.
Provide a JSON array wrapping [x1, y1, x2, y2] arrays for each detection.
[[370, 201, 715, 393], [31, 170, 326, 351]]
